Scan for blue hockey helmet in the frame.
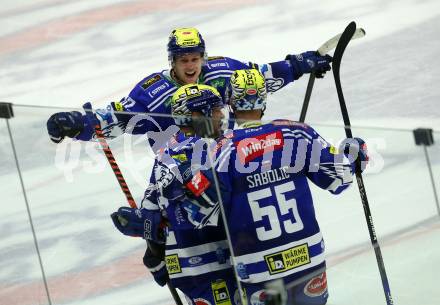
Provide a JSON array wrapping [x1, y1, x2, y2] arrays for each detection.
[[227, 69, 267, 111], [167, 28, 207, 65], [171, 84, 223, 127]]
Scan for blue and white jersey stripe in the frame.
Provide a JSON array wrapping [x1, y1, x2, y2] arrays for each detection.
[[234, 232, 324, 283]]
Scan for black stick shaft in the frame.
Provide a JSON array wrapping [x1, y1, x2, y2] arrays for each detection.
[[83, 103, 137, 208], [299, 73, 315, 122], [332, 21, 394, 305]]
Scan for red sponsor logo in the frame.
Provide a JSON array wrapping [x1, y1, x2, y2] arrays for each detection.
[[304, 272, 328, 297], [194, 298, 212, 305], [249, 290, 266, 305], [186, 171, 211, 197], [235, 131, 284, 164], [246, 88, 257, 95]]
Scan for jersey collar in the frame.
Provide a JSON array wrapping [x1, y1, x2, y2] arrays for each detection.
[[237, 120, 262, 129]]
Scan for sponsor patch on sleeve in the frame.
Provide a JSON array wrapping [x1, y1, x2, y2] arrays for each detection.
[[235, 130, 284, 164], [208, 56, 225, 61], [329, 146, 339, 154], [264, 243, 310, 275], [185, 171, 211, 197], [141, 74, 162, 90], [112, 101, 125, 112]]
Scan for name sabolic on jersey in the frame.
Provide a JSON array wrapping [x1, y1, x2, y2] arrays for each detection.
[[141, 132, 233, 289], [213, 120, 355, 284]]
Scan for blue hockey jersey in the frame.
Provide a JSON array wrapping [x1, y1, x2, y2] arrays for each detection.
[[76, 56, 299, 147], [210, 120, 355, 285], [141, 132, 234, 290]]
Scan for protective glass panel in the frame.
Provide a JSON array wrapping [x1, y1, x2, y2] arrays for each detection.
[[0, 106, 175, 305], [1, 106, 439, 305]]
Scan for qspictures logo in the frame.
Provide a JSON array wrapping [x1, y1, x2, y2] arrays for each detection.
[[264, 244, 310, 274]]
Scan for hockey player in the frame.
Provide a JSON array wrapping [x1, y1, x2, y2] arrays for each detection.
[[46, 27, 333, 150], [111, 84, 240, 305], [169, 69, 369, 305]]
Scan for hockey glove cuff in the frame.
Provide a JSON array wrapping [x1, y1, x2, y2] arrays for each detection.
[[47, 111, 85, 143], [286, 51, 332, 80], [343, 137, 369, 174], [143, 244, 169, 287], [111, 207, 166, 243]]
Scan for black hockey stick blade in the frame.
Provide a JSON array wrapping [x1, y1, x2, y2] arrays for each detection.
[[332, 21, 357, 137], [332, 21, 394, 305]]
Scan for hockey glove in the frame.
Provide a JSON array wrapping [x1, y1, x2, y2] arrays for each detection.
[[46, 111, 85, 143], [143, 242, 169, 287], [111, 207, 166, 243], [286, 51, 332, 80], [344, 137, 369, 174]]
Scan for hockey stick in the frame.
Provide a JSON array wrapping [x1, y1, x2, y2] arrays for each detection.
[[332, 22, 394, 305], [82, 102, 183, 305], [83, 102, 137, 208], [299, 27, 366, 122]]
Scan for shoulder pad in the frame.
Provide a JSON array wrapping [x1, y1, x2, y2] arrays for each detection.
[[271, 119, 310, 129], [137, 72, 174, 99], [207, 56, 226, 61], [205, 59, 230, 70], [140, 74, 163, 90]]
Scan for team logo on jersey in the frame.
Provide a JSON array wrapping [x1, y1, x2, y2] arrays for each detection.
[[264, 243, 310, 274], [165, 254, 181, 274], [194, 298, 212, 305], [141, 74, 162, 90], [265, 78, 284, 92], [236, 263, 249, 279], [209, 78, 226, 89], [188, 256, 203, 265], [154, 163, 175, 190], [211, 280, 232, 305], [235, 131, 284, 164], [304, 272, 328, 297]]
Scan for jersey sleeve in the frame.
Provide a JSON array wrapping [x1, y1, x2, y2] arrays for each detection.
[[219, 56, 298, 94], [298, 124, 354, 194], [141, 158, 161, 211], [75, 72, 176, 146]]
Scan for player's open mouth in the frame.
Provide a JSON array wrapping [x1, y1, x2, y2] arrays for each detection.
[[185, 71, 196, 77]]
